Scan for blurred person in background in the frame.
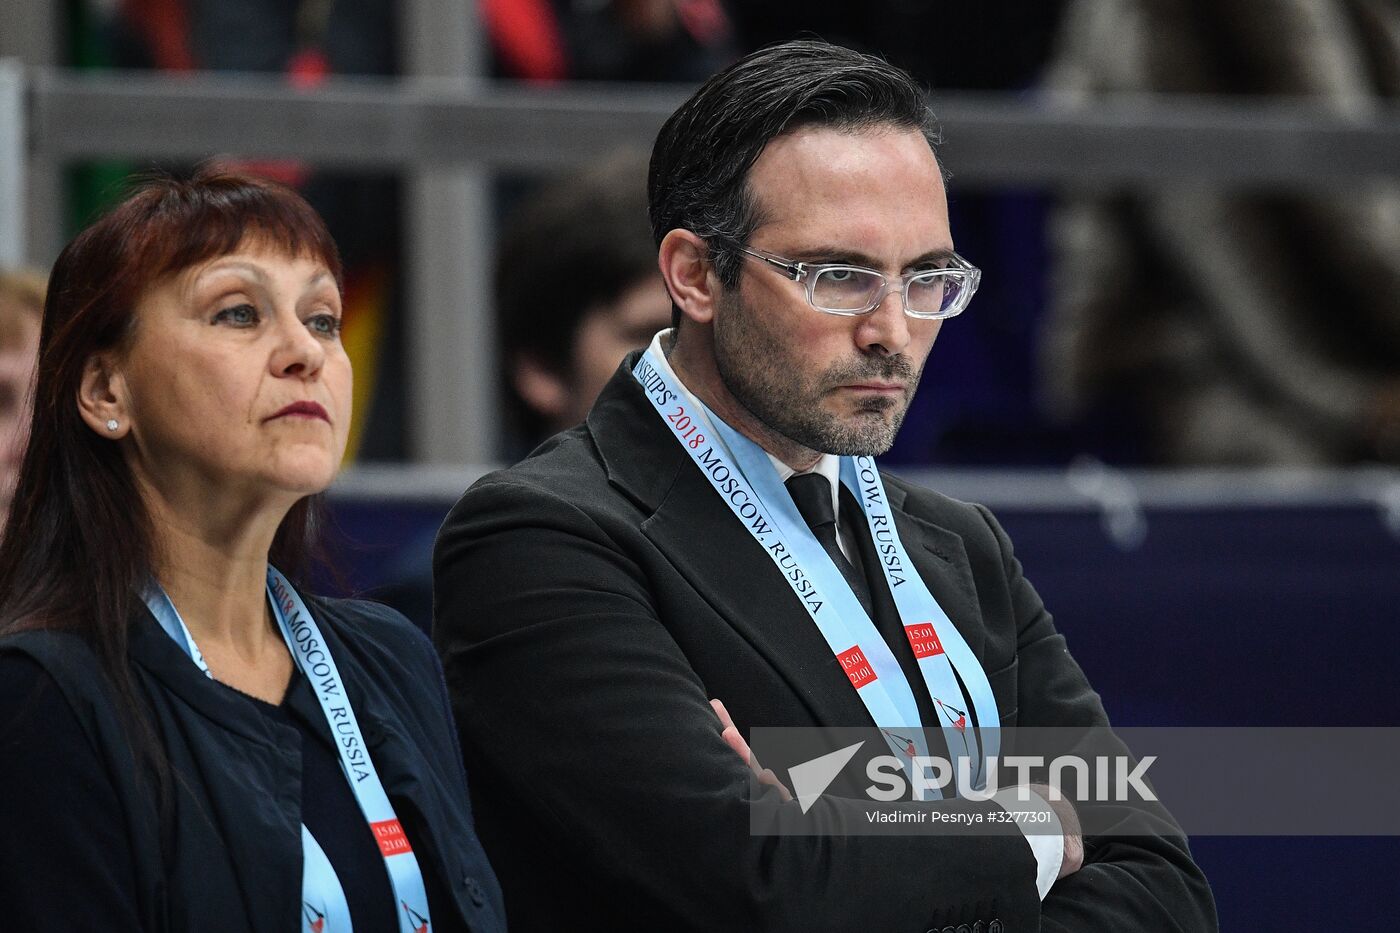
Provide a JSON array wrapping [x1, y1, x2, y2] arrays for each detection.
[[0, 270, 44, 528], [1041, 0, 1400, 465], [0, 169, 504, 932], [376, 150, 670, 628], [497, 148, 673, 453]]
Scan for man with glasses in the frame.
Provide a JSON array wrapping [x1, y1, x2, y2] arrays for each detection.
[[435, 40, 1215, 932]]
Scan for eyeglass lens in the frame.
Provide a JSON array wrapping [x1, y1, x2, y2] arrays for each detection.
[[810, 267, 964, 315]]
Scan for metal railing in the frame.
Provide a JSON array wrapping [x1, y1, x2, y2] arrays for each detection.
[[19, 69, 1400, 179]]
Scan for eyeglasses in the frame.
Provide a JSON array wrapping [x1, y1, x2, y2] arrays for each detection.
[[727, 243, 981, 319]]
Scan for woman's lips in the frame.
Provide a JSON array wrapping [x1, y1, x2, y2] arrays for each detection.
[[267, 400, 330, 423]]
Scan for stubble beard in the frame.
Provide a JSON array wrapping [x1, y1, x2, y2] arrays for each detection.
[[712, 290, 919, 457]]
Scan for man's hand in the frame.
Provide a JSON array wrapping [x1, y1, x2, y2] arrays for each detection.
[[1030, 783, 1084, 879], [710, 699, 793, 802]]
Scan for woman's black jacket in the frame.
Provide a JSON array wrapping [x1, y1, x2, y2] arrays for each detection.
[[0, 595, 507, 932]]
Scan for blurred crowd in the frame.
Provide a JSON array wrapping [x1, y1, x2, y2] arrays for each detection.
[[1044, 0, 1400, 465], [33, 0, 1400, 467]]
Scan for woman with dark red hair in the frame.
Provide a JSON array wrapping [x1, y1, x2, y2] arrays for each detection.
[[0, 169, 505, 933]]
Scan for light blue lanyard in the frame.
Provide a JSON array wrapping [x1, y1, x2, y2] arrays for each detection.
[[143, 568, 433, 933], [839, 456, 1001, 778], [634, 348, 999, 793]]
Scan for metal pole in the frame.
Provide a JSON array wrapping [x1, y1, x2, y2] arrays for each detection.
[[0, 0, 60, 267], [0, 59, 24, 268], [400, 0, 496, 466]]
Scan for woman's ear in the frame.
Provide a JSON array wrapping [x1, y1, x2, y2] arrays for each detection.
[[657, 229, 720, 328], [77, 352, 130, 439]]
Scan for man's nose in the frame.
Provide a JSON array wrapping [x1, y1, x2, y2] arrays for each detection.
[[854, 285, 911, 356]]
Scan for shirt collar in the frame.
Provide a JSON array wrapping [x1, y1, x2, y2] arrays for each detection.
[[647, 329, 844, 521]]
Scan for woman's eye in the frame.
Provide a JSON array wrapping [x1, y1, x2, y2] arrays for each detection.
[[307, 313, 343, 337], [213, 303, 259, 326]]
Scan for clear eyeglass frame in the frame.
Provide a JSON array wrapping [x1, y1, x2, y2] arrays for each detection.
[[728, 243, 982, 320]]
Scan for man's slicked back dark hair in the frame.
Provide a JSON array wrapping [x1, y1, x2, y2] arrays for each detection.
[[648, 39, 940, 294]]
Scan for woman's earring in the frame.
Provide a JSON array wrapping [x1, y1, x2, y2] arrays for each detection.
[[105, 419, 119, 432]]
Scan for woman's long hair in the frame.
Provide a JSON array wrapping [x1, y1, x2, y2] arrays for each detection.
[[0, 167, 343, 742]]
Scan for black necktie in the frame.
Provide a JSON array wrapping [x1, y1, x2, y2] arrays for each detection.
[[786, 473, 874, 617]]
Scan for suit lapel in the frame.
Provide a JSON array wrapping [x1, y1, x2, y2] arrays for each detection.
[[882, 479, 987, 663], [588, 354, 869, 727], [642, 461, 862, 726], [585, 355, 989, 727]]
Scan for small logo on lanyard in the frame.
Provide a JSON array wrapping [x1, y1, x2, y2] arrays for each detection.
[[881, 728, 918, 758], [936, 697, 980, 786], [837, 645, 878, 689], [403, 900, 431, 933], [935, 697, 967, 732], [302, 901, 326, 933]]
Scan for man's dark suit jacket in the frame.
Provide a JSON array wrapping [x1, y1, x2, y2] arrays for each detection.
[[434, 351, 1216, 933]]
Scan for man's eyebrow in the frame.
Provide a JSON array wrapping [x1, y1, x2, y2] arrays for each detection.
[[786, 246, 882, 267], [906, 247, 956, 267], [786, 245, 956, 270]]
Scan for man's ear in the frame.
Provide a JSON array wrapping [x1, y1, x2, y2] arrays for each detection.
[[512, 353, 570, 423], [76, 352, 130, 439], [658, 229, 720, 328]]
